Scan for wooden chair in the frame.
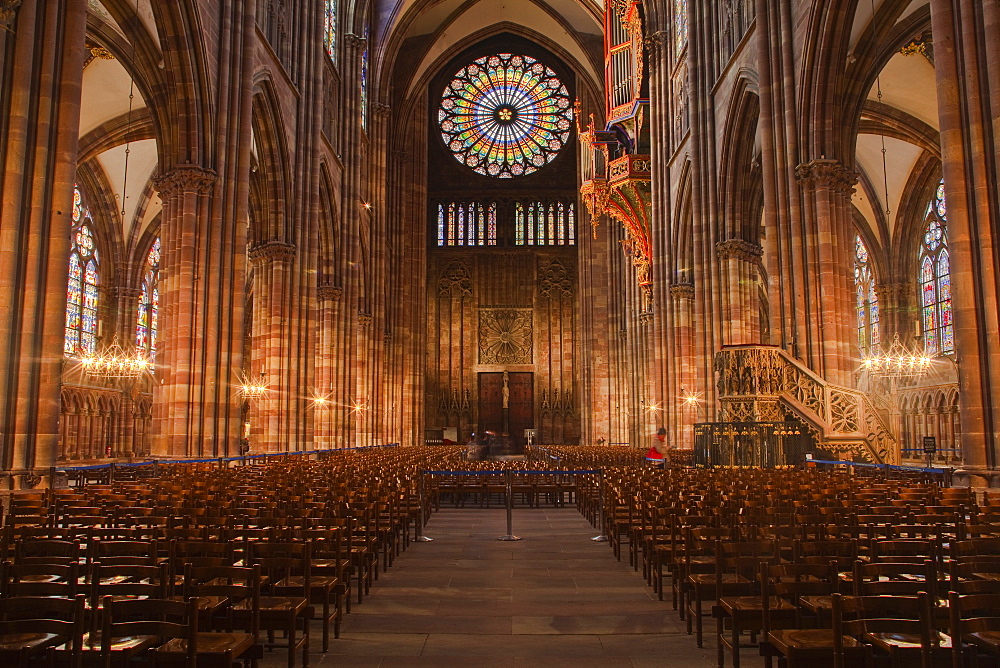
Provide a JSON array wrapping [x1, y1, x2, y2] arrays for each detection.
[[836, 592, 945, 668], [948, 590, 1000, 668], [89, 596, 197, 668], [0, 595, 85, 668], [241, 549, 310, 667]]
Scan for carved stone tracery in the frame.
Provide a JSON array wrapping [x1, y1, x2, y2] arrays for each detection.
[[478, 309, 532, 365], [437, 261, 472, 299], [538, 259, 574, 299]]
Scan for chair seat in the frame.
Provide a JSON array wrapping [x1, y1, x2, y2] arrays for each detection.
[[721, 596, 796, 614], [965, 631, 1000, 651], [767, 629, 863, 654], [157, 631, 257, 656], [236, 596, 308, 614], [82, 632, 160, 652], [866, 631, 952, 650], [0, 632, 62, 651], [276, 575, 339, 589], [688, 573, 747, 586]]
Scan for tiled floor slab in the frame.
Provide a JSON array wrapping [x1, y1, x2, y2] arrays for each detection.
[[262, 508, 720, 667]]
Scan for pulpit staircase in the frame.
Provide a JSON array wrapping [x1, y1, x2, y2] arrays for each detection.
[[714, 346, 899, 465]]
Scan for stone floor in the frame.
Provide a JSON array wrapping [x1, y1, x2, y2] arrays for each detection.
[[266, 507, 720, 667]]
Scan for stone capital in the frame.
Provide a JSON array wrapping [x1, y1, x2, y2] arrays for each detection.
[[372, 103, 390, 118], [317, 284, 343, 302], [357, 311, 372, 326], [794, 159, 858, 196], [248, 240, 296, 265], [0, 0, 22, 31], [153, 164, 218, 197], [669, 283, 695, 300], [345, 33, 366, 50], [716, 238, 763, 263]]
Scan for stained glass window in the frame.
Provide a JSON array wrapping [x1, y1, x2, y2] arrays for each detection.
[[514, 201, 576, 246], [64, 186, 100, 356], [854, 236, 879, 354], [436, 202, 498, 246], [919, 180, 954, 355], [438, 53, 573, 179], [360, 21, 369, 130], [674, 0, 688, 55], [323, 0, 337, 61], [136, 237, 160, 359]]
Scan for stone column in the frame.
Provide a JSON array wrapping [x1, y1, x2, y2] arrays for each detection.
[[794, 159, 859, 387], [929, 0, 1000, 470], [0, 0, 87, 483], [248, 240, 296, 453], [716, 239, 764, 346]]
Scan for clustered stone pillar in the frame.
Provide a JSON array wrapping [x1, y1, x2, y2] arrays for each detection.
[[930, 0, 1000, 472], [0, 0, 87, 485]]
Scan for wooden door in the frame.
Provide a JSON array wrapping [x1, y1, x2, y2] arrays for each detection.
[[478, 372, 533, 450]]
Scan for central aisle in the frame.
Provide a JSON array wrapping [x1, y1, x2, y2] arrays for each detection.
[[320, 507, 717, 667]]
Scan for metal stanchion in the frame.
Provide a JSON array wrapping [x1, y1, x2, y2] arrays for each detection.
[[416, 471, 433, 542], [591, 469, 608, 542], [498, 470, 521, 541]]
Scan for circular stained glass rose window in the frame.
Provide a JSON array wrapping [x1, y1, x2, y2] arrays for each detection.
[[439, 53, 573, 178]]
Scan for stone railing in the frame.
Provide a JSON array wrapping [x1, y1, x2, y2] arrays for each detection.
[[714, 346, 898, 464]]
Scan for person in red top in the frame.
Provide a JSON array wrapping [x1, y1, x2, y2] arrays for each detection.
[[646, 427, 669, 467]]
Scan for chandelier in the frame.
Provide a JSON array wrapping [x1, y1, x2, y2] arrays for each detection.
[[861, 333, 932, 378], [80, 338, 152, 378]]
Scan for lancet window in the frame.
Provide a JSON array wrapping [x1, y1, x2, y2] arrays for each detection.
[[515, 201, 576, 246], [324, 0, 338, 61], [919, 180, 954, 355], [65, 186, 100, 356], [135, 237, 160, 359], [854, 235, 879, 355], [436, 201, 498, 246]]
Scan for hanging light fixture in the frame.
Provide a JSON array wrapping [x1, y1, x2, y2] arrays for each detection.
[[861, 333, 932, 378], [80, 336, 153, 378], [856, 0, 931, 381], [82, 8, 153, 380], [238, 372, 268, 400]]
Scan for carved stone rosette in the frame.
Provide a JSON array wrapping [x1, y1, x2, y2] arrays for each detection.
[[478, 309, 532, 365]]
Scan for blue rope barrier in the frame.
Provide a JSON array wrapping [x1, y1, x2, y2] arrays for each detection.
[[422, 469, 599, 476], [56, 442, 401, 472], [808, 458, 951, 475]]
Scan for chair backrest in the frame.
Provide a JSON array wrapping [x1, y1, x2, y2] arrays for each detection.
[[832, 592, 932, 668], [2, 560, 80, 597], [103, 596, 198, 668], [0, 594, 86, 668]]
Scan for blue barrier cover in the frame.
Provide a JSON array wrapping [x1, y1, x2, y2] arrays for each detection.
[[56, 442, 400, 472], [809, 458, 950, 475]]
